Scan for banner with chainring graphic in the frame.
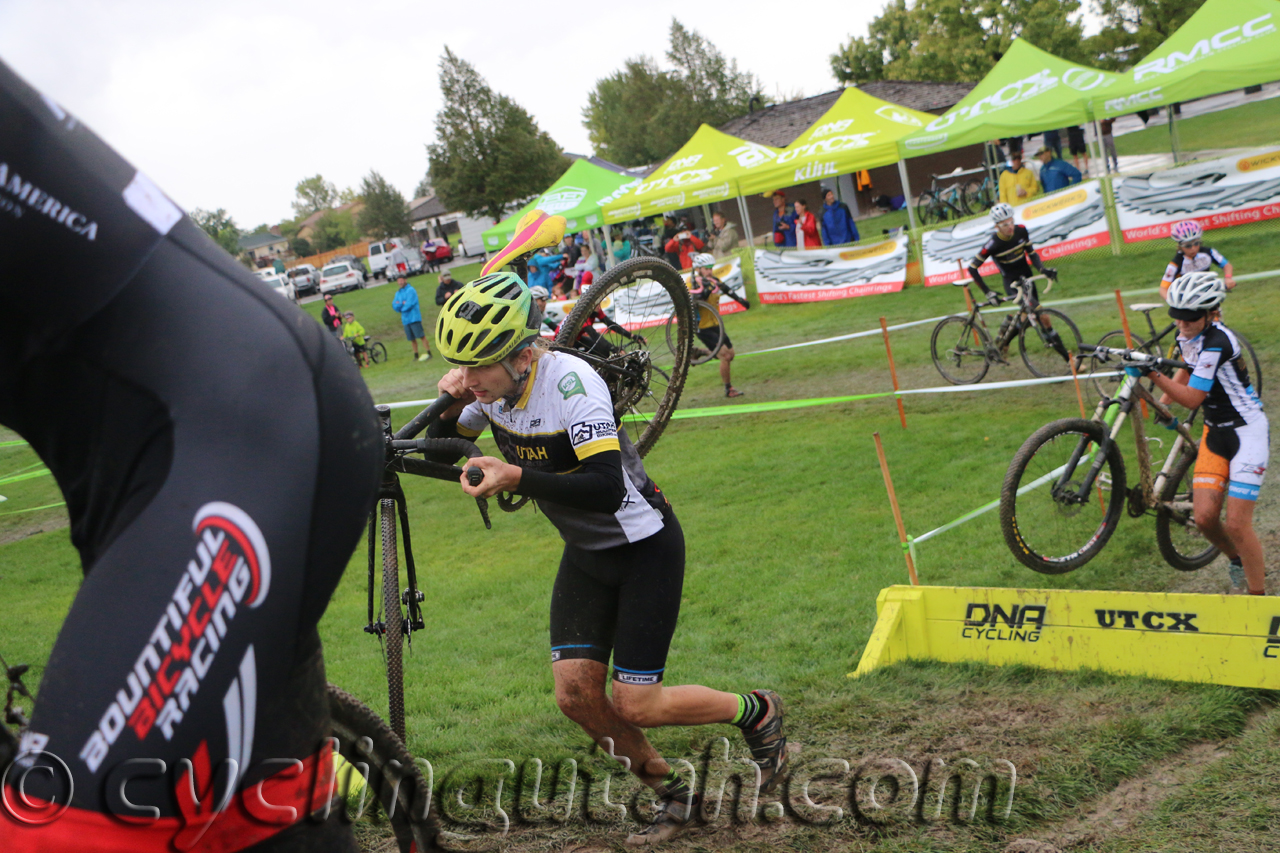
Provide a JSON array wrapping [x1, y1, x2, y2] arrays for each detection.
[[1114, 148, 1280, 243], [681, 255, 747, 317], [920, 180, 1111, 287], [752, 236, 909, 304]]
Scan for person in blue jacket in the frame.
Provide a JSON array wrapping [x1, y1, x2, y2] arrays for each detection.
[[771, 191, 796, 247], [1034, 145, 1082, 193], [820, 189, 860, 246], [527, 249, 564, 292], [391, 275, 432, 361]]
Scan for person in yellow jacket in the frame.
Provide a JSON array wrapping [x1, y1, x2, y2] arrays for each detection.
[[342, 310, 370, 368], [998, 150, 1041, 205]]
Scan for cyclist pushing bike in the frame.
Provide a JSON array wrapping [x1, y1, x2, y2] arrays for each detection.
[[0, 60, 381, 851], [1160, 220, 1235, 299], [1137, 272, 1267, 594], [690, 253, 745, 398], [427, 273, 788, 845], [967, 203, 1068, 360]]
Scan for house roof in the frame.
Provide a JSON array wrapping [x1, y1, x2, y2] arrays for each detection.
[[297, 200, 362, 231], [237, 231, 288, 251], [409, 194, 448, 221], [718, 80, 975, 148]]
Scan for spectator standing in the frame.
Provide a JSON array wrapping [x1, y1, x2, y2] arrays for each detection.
[[575, 242, 601, 288], [527, 249, 564, 293], [561, 235, 582, 268], [612, 230, 632, 262], [663, 229, 705, 270], [998, 151, 1041, 204], [1100, 118, 1120, 173], [709, 210, 740, 256], [320, 293, 343, 338], [1066, 125, 1089, 173], [771, 191, 796, 247], [387, 244, 409, 278], [1001, 136, 1024, 158], [435, 269, 460, 306], [793, 199, 821, 249], [391, 276, 432, 361], [1034, 146, 1083, 193], [820, 189, 859, 246], [1042, 128, 1063, 160], [660, 215, 682, 267], [529, 285, 554, 332]]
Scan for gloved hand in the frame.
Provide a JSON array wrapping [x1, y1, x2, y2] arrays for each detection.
[[633, 334, 647, 346], [1044, 267, 1058, 280], [986, 292, 1002, 307], [1124, 365, 1147, 378]]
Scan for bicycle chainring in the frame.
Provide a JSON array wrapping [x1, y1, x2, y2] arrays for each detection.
[[1126, 484, 1149, 518], [609, 351, 651, 415]]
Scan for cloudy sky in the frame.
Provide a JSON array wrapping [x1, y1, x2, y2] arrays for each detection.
[[1, 1, 1092, 229]]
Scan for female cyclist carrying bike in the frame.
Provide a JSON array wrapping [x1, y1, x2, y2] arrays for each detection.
[[1137, 272, 1267, 594], [428, 274, 786, 844], [1160, 220, 1235, 299]]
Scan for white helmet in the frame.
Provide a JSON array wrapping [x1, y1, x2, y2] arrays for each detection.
[[1169, 220, 1203, 244], [1166, 271, 1225, 318], [692, 253, 716, 269], [989, 203, 1015, 223], [529, 285, 550, 299]]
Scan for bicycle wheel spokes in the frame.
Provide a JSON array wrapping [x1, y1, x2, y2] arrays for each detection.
[[1156, 450, 1219, 570], [930, 315, 991, 385], [1020, 308, 1083, 378], [1000, 419, 1126, 574]]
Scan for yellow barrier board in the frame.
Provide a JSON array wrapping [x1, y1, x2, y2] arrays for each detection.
[[851, 585, 1280, 689]]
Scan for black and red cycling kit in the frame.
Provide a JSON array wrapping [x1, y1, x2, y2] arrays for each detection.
[[557, 308, 638, 356], [0, 60, 379, 851], [967, 224, 1051, 303]]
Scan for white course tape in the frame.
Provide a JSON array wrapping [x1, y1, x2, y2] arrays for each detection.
[[895, 371, 1119, 395]]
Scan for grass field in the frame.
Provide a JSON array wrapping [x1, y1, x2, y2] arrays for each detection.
[[3, 231, 1280, 851], [1113, 96, 1280, 157]]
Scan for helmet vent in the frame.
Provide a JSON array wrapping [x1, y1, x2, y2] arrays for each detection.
[[497, 282, 524, 301], [491, 305, 510, 325], [471, 329, 491, 351], [457, 332, 473, 352], [477, 329, 514, 360]]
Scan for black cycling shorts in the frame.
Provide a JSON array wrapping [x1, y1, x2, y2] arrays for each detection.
[[549, 502, 684, 685], [697, 326, 732, 352], [0, 60, 380, 851], [1000, 270, 1039, 305]]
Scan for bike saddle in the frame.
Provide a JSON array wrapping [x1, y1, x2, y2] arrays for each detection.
[[480, 209, 567, 277], [1129, 302, 1163, 313]]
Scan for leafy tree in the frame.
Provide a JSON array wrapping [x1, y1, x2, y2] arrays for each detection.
[[1087, 0, 1204, 70], [583, 19, 765, 167], [289, 236, 314, 257], [189, 207, 241, 256], [356, 170, 410, 240], [413, 175, 433, 199], [830, 0, 1087, 85], [427, 47, 570, 223], [310, 208, 362, 252], [292, 174, 338, 218], [337, 186, 362, 205]]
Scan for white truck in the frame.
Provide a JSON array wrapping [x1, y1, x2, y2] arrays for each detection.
[[368, 238, 423, 279]]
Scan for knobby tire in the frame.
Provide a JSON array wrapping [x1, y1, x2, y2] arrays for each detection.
[[1019, 308, 1083, 379], [1155, 448, 1220, 570], [380, 498, 405, 742], [675, 300, 724, 366], [930, 315, 991, 385]]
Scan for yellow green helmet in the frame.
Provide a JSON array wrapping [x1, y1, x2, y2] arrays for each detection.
[[435, 273, 538, 366]]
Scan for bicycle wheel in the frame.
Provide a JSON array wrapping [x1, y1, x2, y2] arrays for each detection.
[[930, 315, 992, 385], [1087, 330, 1158, 400], [1155, 448, 1219, 570], [1236, 332, 1263, 395], [556, 256, 692, 457], [379, 499, 405, 742], [1019, 308, 1083, 378], [1000, 418, 1127, 573], [670, 301, 723, 366], [328, 684, 437, 853], [370, 342, 388, 364], [961, 180, 985, 216], [915, 192, 937, 225]]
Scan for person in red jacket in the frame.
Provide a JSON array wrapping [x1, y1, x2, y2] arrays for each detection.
[[794, 199, 821, 250], [664, 229, 704, 269]]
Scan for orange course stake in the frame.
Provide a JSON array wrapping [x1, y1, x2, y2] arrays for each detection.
[[961, 285, 983, 347], [874, 432, 920, 586], [880, 317, 908, 429], [1069, 356, 1088, 419], [1114, 289, 1148, 419]]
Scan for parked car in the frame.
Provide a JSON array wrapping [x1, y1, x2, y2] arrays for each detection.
[[287, 263, 319, 296], [369, 238, 423, 279], [259, 270, 297, 302], [420, 239, 454, 268], [319, 259, 366, 294]]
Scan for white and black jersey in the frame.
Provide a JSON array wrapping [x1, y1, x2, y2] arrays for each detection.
[[1162, 246, 1228, 287], [967, 224, 1042, 295], [1177, 322, 1264, 429]]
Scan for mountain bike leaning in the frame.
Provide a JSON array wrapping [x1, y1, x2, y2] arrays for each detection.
[[930, 273, 1083, 384], [999, 344, 1213, 574]]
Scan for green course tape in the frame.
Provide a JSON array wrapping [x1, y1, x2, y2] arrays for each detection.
[[0, 501, 65, 516], [0, 469, 50, 486], [668, 392, 892, 421], [0, 440, 28, 448]]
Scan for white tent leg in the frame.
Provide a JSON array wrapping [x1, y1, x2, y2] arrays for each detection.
[[898, 160, 917, 232], [736, 194, 755, 249], [603, 223, 615, 270]]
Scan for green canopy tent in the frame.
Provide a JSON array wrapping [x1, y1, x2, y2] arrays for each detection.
[[1093, 0, 1280, 119], [736, 87, 937, 197], [481, 158, 640, 252], [894, 40, 1123, 159], [602, 125, 783, 243]]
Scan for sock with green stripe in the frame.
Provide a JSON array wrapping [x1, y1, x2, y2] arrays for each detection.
[[730, 691, 768, 730], [655, 768, 692, 802]]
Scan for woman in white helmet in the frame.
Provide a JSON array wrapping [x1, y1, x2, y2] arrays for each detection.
[[1160, 220, 1234, 299], [690, 253, 744, 397], [1135, 271, 1267, 593]]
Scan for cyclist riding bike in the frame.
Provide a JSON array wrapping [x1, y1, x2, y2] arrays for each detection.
[[0, 60, 381, 851], [427, 274, 788, 845], [689, 253, 744, 398], [1160, 220, 1235, 299], [966, 203, 1066, 357], [1137, 272, 1267, 594]]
